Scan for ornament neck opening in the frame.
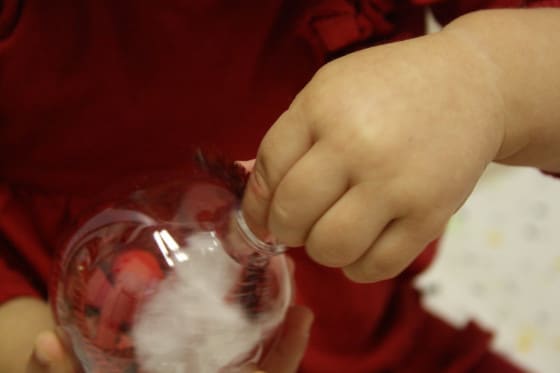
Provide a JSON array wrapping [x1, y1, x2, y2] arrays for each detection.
[[234, 209, 285, 257]]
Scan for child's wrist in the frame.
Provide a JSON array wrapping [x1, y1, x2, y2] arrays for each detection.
[[441, 9, 560, 169], [438, 20, 509, 164], [415, 27, 504, 167]]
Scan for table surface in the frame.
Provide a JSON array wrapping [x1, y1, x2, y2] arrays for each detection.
[[416, 163, 560, 373]]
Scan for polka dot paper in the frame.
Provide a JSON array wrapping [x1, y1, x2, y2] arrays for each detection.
[[417, 164, 560, 373]]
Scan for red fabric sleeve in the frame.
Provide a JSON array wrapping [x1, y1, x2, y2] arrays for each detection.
[[0, 186, 50, 304], [0, 0, 21, 39], [401, 314, 524, 373], [542, 171, 560, 178], [0, 0, 298, 305], [431, 0, 560, 26], [0, 243, 42, 303]]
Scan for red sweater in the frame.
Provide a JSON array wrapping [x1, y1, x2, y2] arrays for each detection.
[[1, 1, 556, 372]]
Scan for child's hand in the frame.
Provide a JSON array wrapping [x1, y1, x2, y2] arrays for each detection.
[[26, 330, 77, 373], [242, 32, 506, 283]]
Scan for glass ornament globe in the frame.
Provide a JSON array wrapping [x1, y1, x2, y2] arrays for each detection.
[[51, 174, 292, 373]]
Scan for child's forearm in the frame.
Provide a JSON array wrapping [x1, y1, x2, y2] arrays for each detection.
[[0, 297, 54, 373], [442, 8, 560, 172]]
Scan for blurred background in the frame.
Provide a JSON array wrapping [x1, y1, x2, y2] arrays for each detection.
[[416, 163, 560, 372], [417, 14, 560, 372]]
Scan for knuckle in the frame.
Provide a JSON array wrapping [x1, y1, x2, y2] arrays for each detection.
[[252, 152, 273, 194], [296, 68, 339, 122], [249, 163, 272, 201], [370, 255, 403, 279], [305, 226, 361, 268], [421, 213, 449, 240], [269, 199, 291, 228], [305, 239, 345, 268], [269, 200, 305, 246], [389, 185, 434, 217], [342, 265, 376, 283], [406, 211, 450, 243], [344, 253, 403, 283]]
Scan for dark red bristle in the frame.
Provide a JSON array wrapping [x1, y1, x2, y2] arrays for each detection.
[[194, 150, 270, 319], [194, 149, 249, 199], [237, 253, 270, 319]]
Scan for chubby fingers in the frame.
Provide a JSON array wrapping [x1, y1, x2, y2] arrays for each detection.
[[26, 331, 77, 373], [242, 108, 313, 239], [242, 103, 445, 283], [342, 214, 447, 282], [240, 106, 410, 283]]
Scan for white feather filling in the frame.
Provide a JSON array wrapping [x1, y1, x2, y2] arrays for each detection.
[[131, 231, 285, 373]]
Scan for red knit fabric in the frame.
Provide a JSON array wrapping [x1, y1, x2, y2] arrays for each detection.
[[1, 1, 555, 372]]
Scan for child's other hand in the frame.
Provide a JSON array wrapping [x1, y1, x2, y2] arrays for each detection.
[[242, 32, 505, 283], [26, 330, 77, 373]]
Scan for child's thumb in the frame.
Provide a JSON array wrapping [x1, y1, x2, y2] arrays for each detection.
[[26, 331, 77, 373]]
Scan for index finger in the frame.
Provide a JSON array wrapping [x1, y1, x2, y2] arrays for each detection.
[[241, 108, 313, 239]]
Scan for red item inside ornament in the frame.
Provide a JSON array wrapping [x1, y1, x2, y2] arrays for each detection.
[[83, 249, 164, 352]]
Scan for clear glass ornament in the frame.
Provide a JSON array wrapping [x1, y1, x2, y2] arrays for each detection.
[[51, 174, 292, 373]]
